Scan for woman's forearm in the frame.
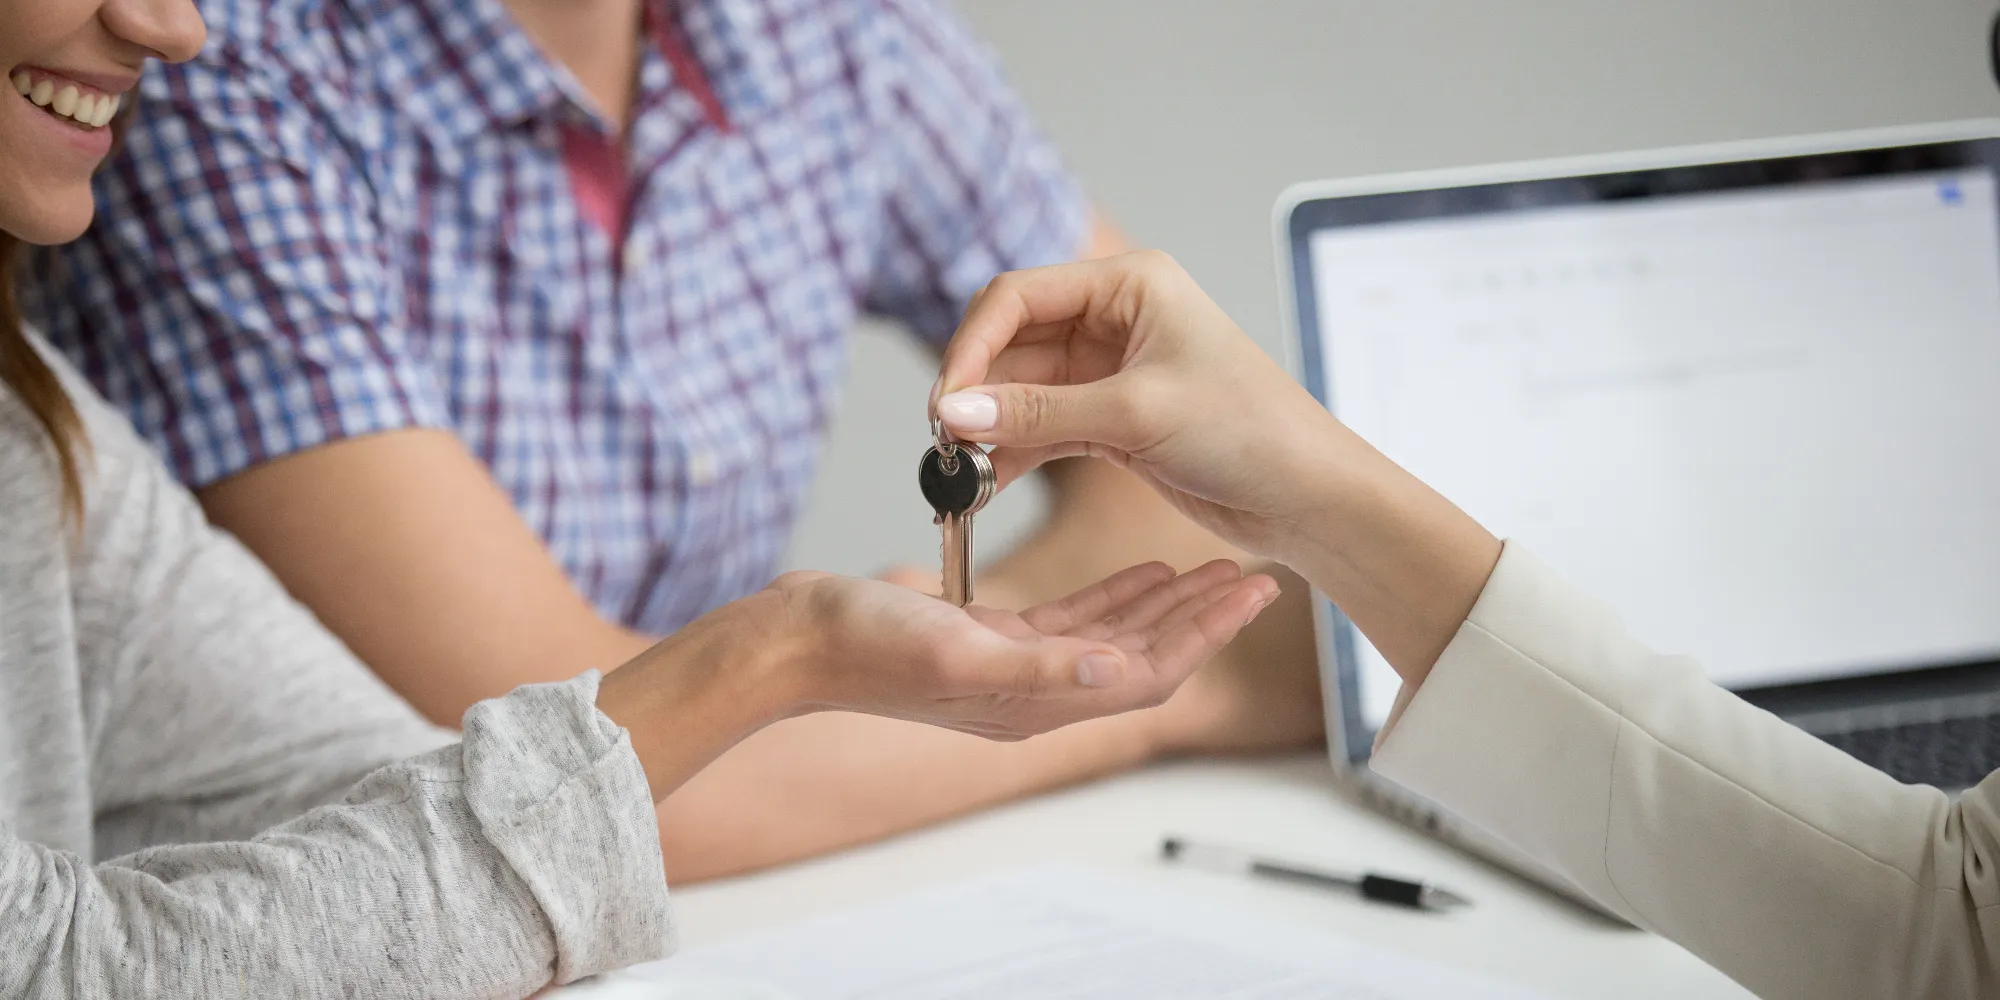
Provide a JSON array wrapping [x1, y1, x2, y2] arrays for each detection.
[[1, 676, 667, 999], [1278, 425, 1503, 687], [596, 590, 807, 802]]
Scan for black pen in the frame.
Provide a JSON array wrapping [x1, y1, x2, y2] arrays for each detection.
[[1161, 836, 1472, 912]]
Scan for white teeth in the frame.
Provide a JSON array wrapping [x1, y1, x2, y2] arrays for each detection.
[[13, 73, 120, 128]]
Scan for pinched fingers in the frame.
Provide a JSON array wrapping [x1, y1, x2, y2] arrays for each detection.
[[950, 333, 1079, 396], [934, 368, 1164, 458], [981, 441, 1124, 492], [938, 262, 1112, 396], [937, 251, 1188, 396]]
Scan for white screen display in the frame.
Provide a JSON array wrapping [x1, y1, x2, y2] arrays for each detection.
[[1310, 170, 2000, 729]]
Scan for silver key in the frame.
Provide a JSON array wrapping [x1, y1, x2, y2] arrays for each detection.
[[919, 433, 995, 607]]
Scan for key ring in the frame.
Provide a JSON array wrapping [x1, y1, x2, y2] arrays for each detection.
[[930, 413, 960, 474]]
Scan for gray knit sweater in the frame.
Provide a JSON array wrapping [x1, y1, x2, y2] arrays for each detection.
[[0, 342, 672, 997]]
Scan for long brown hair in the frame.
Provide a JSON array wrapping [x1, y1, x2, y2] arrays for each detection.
[[0, 233, 87, 523]]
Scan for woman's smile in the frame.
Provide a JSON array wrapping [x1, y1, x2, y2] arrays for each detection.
[[0, 0, 198, 245], [5, 66, 130, 163], [11, 68, 125, 130]]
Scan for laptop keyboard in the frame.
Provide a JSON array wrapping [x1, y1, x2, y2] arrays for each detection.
[[1815, 713, 2000, 790]]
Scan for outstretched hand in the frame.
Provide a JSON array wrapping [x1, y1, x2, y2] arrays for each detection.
[[599, 558, 1278, 803], [772, 558, 1278, 740]]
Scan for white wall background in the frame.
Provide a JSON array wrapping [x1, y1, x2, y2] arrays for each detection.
[[786, 0, 2000, 577]]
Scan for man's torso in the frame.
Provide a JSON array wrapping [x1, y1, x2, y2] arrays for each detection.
[[29, 0, 1083, 632]]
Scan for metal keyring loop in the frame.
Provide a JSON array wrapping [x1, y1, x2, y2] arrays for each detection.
[[930, 414, 960, 474]]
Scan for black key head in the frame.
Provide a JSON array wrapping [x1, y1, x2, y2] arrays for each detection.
[[919, 443, 994, 517]]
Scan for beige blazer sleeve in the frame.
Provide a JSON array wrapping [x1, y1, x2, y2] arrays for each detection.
[[1371, 543, 2000, 1000]]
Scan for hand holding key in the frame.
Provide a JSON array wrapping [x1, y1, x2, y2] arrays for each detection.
[[931, 250, 1347, 563], [929, 250, 1500, 684]]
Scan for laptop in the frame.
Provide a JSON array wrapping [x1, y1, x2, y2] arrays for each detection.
[[1275, 119, 2000, 912]]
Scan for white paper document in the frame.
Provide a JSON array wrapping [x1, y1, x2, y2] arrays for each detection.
[[559, 866, 1551, 1000]]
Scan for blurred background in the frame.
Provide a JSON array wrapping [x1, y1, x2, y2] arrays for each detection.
[[787, 0, 2000, 577]]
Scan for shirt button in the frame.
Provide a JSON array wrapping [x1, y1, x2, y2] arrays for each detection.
[[621, 240, 646, 274], [688, 451, 718, 487]]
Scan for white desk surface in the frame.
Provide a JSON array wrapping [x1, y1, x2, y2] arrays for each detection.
[[662, 753, 1752, 999]]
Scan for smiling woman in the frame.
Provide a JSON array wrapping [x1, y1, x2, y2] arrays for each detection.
[[0, 0, 196, 241], [0, 4, 1277, 996], [0, 0, 193, 527]]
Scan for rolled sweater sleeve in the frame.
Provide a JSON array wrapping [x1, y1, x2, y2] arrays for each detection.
[[0, 673, 670, 999], [1372, 542, 2000, 1000], [0, 344, 671, 998]]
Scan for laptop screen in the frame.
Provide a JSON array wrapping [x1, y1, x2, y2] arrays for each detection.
[[1289, 136, 2000, 743]]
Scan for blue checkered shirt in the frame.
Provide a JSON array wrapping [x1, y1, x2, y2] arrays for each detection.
[[28, 0, 1088, 631]]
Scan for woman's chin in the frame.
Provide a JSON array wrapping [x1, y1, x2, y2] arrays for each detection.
[[0, 194, 94, 246]]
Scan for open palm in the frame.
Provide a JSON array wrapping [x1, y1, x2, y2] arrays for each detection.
[[769, 558, 1276, 740]]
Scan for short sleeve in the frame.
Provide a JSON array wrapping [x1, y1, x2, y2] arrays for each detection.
[[25, 39, 450, 488], [856, 0, 1092, 344]]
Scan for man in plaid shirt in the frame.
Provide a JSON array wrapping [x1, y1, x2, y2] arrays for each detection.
[[30, 0, 1320, 880]]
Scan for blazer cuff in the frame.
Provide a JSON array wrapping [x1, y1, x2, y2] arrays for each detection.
[[1369, 541, 1631, 908]]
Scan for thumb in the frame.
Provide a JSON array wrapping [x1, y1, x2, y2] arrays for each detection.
[[1011, 637, 1129, 697], [936, 377, 1147, 452]]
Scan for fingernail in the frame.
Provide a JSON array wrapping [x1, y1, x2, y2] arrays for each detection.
[[938, 391, 998, 432], [1246, 591, 1277, 628], [1077, 652, 1123, 687]]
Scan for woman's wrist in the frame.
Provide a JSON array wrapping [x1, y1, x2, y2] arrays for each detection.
[[1279, 429, 1502, 688], [1254, 419, 1385, 565], [596, 593, 816, 801]]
